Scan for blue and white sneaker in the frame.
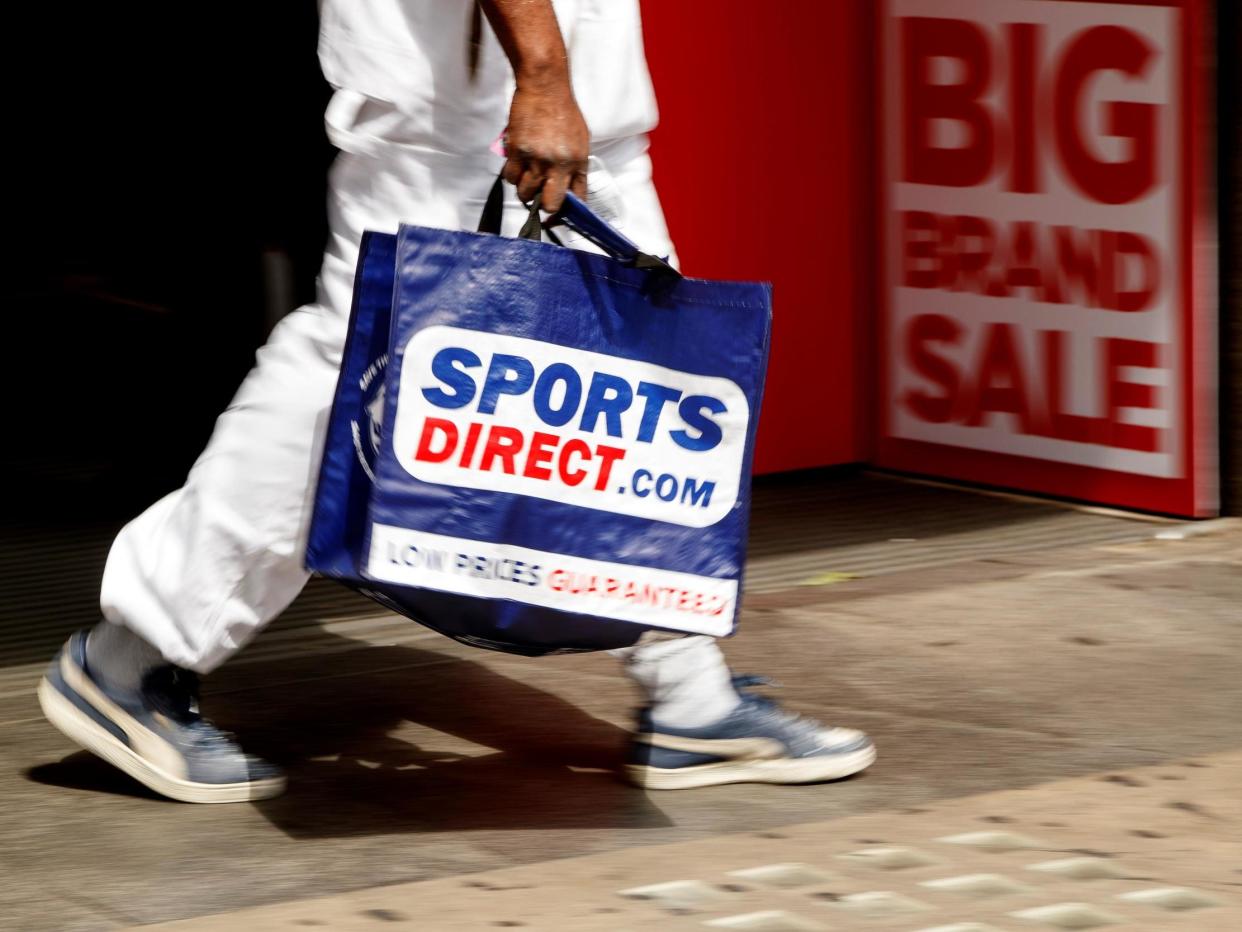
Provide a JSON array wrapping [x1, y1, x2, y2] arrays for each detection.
[[627, 676, 876, 790], [37, 631, 285, 803]]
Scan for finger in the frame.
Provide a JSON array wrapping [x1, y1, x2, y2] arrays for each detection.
[[502, 156, 523, 186], [569, 170, 588, 200], [540, 168, 572, 213], [516, 163, 547, 204]]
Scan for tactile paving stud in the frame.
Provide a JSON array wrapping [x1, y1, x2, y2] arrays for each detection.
[[938, 831, 1046, 853], [728, 864, 837, 889], [920, 873, 1033, 898], [618, 880, 724, 911], [837, 845, 940, 870], [704, 910, 829, 931], [1026, 858, 1129, 881], [1116, 886, 1224, 911], [830, 890, 934, 919], [1008, 902, 1123, 929]]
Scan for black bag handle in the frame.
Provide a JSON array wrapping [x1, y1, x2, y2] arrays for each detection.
[[477, 172, 679, 277], [478, 173, 543, 242]]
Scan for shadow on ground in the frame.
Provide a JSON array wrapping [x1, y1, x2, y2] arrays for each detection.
[[26, 623, 674, 838]]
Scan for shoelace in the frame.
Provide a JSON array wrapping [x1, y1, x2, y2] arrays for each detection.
[[731, 674, 827, 745], [143, 666, 241, 749]]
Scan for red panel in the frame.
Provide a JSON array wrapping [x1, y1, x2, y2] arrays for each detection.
[[640, 1, 874, 474], [874, 0, 1218, 517]]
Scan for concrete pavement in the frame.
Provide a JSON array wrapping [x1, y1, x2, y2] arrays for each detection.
[[1, 482, 1239, 930], [145, 750, 1242, 930]]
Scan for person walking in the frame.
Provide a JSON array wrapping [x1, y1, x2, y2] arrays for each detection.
[[38, 0, 875, 802]]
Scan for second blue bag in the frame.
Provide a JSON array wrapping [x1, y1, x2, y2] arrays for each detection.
[[307, 191, 771, 655]]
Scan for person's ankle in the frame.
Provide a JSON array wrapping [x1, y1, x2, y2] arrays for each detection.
[[648, 691, 741, 729], [84, 621, 164, 694]]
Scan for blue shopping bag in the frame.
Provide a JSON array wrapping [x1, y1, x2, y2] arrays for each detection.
[[306, 182, 771, 655]]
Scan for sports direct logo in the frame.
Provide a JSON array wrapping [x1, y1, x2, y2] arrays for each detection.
[[392, 326, 750, 528]]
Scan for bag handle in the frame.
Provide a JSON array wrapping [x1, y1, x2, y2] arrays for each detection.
[[478, 173, 544, 241], [477, 172, 679, 276]]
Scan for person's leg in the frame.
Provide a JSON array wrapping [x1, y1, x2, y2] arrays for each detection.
[[96, 303, 345, 675], [39, 301, 343, 801], [85, 144, 390, 681], [88, 138, 501, 671], [600, 140, 876, 788], [41, 144, 493, 802], [597, 139, 735, 719], [39, 213, 357, 801], [612, 635, 740, 728]]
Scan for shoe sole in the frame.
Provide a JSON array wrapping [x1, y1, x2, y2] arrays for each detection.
[[626, 744, 877, 790], [38, 676, 286, 804]]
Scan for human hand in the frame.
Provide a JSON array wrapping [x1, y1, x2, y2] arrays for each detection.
[[502, 76, 589, 213]]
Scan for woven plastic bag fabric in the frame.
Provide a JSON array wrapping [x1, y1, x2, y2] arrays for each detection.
[[307, 196, 771, 655]]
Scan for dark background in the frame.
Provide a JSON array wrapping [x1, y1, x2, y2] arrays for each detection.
[[4, 4, 333, 520]]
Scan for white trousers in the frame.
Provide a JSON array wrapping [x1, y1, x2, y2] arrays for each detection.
[[98, 134, 735, 721]]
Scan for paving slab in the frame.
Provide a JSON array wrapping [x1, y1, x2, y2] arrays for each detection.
[[140, 750, 1242, 930]]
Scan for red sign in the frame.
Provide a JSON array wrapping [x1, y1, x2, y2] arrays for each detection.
[[641, 0, 874, 474], [878, 0, 1217, 515]]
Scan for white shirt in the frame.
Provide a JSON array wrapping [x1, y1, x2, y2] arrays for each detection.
[[318, 0, 659, 156]]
